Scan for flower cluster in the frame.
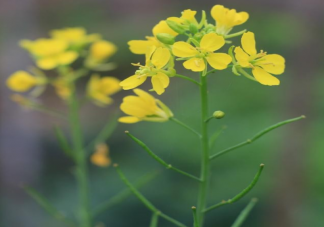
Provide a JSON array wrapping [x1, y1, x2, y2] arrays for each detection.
[[7, 27, 121, 106], [119, 4, 285, 123]]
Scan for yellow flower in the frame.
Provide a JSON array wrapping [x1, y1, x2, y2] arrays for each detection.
[[119, 89, 173, 123], [20, 38, 78, 70], [52, 77, 73, 100], [91, 143, 111, 167], [128, 20, 178, 55], [87, 74, 121, 106], [50, 27, 101, 46], [120, 46, 171, 95], [90, 40, 117, 61], [168, 9, 198, 27], [211, 5, 249, 35], [6, 71, 42, 92], [172, 33, 232, 72], [234, 32, 285, 86]]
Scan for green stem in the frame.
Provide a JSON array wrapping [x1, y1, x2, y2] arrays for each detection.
[[224, 30, 247, 39], [204, 164, 264, 213], [209, 115, 305, 160], [68, 93, 91, 227], [114, 164, 187, 227], [150, 212, 159, 227], [196, 73, 210, 226], [231, 198, 258, 227], [174, 74, 201, 86], [170, 117, 202, 138], [125, 131, 201, 182], [192, 206, 199, 227]]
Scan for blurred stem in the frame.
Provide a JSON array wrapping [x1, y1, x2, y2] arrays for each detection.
[[150, 212, 159, 227], [170, 117, 201, 138], [196, 72, 209, 226], [68, 93, 92, 227], [231, 198, 258, 227], [174, 74, 201, 86], [192, 206, 199, 227]]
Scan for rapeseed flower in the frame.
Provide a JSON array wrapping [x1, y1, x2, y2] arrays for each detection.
[[211, 5, 249, 35], [6, 71, 45, 92], [119, 89, 173, 123], [91, 143, 111, 167], [172, 33, 231, 72], [20, 38, 78, 70], [128, 20, 178, 54], [120, 46, 171, 95], [87, 74, 121, 106], [234, 32, 285, 85], [52, 77, 73, 100], [89, 40, 117, 62]]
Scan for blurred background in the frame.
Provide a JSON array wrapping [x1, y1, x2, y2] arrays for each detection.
[[0, 0, 323, 226]]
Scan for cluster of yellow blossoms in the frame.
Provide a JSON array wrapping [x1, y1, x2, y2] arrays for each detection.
[[7, 27, 121, 106], [118, 5, 285, 123]]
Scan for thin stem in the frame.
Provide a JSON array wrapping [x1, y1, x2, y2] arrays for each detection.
[[174, 74, 201, 86], [196, 72, 210, 226], [125, 131, 201, 182], [231, 198, 258, 227], [68, 93, 91, 227], [209, 115, 306, 160], [237, 68, 257, 82], [23, 186, 76, 227], [33, 104, 67, 120], [192, 206, 199, 227], [224, 29, 247, 39], [150, 212, 159, 227], [204, 164, 264, 213], [93, 171, 159, 217], [114, 164, 187, 227], [170, 117, 202, 138], [209, 126, 227, 149]]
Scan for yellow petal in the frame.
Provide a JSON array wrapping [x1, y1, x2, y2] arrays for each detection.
[[252, 67, 280, 86], [242, 32, 257, 56], [257, 54, 285, 75], [172, 41, 199, 57], [57, 51, 78, 65], [236, 12, 249, 26], [181, 9, 198, 24], [206, 53, 231, 70], [100, 77, 121, 95], [153, 20, 178, 37], [152, 73, 170, 95], [234, 47, 250, 67], [128, 40, 155, 54], [121, 96, 153, 117], [36, 57, 58, 70], [118, 116, 141, 123], [211, 5, 226, 22], [145, 46, 157, 64], [200, 33, 225, 52], [6, 71, 37, 92], [151, 47, 171, 69], [90, 41, 117, 60], [120, 75, 147, 90], [91, 144, 111, 167], [133, 88, 156, 105], [183, 58, 205, 72]]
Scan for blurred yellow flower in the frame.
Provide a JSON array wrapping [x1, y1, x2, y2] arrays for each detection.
[[20, 38, 78, 70], [52, 77, 73, 100], [120, 47, 171, 95], [50, 27, 100, 46], [119, 89, 173, 123], [6, 71, 43, 92], [87, 74, 121, 106], [172, 33, 231, 72], [90, 40, 117, 61], [128, 20, 178, 55], [91, 143, 111, 167], [211, 5, 249, 35], [234, 32, 285, 85], [11, 94, 32, 107]]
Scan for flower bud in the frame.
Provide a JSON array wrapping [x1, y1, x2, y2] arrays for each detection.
[[213, 110, 225, 119], [189, 23, 198, 34], [156, 33, 175, 45], [166, 20, 186, 34], [193, 33, 203, 41]]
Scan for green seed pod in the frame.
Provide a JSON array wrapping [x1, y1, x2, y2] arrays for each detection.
[[156, 33, 175, 45], [166, 20, 186, 34], [213, 111, 225, 119]]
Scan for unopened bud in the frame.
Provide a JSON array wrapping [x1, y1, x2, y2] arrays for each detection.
[[213, 111, 225, 119], [189, 23, 198, 34], [166, 20, 186, 34], [156, 33, 175, 45], [193, 33, 203, 41]]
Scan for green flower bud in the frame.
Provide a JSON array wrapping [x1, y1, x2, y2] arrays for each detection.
[[156, 33, 175, 45], [189, 23, 198, 34], [166, 20, 186, 34], [193, 33, 203, 41], [213, 111, 225, 119]]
